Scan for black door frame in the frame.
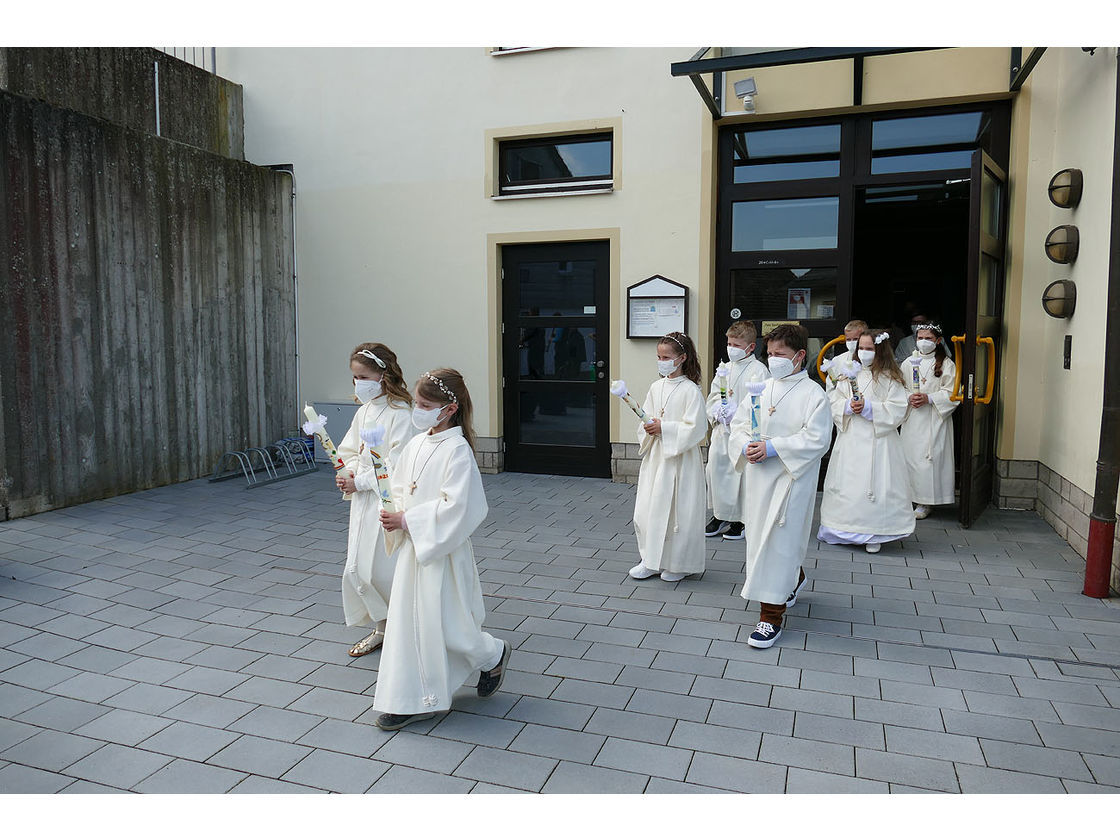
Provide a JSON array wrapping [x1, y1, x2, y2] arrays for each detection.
[[501, 240, 612, 478]]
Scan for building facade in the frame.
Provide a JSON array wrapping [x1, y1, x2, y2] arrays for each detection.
[[216, 46, 1120, 593]]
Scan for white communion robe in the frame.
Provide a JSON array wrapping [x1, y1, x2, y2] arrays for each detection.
[[374, 426, 504, 715], [633, 376, 709, 575], [900, 351, 958, 505], [818, 370, 916, 543], [336, 397, 419, 628], [705, 356, 770, 522], [727, 370, 832, 605]]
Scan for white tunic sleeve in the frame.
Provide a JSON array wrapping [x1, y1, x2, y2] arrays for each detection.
[[637, 383, 656, 457], [928, 357, 958, 419], [337, 403, 364, 476], [868, 377, 910, 436], [399, 442, 488, 567]]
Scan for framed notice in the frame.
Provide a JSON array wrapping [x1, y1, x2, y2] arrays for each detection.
[[787, 288, 810, 319], [627, 275, 688, 338]]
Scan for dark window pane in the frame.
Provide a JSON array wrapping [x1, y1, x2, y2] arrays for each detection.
[[518, 390, 597, 446], [518, 327, 597, 381], [732, 124, 840, 183], [735, 160, 840, 183], [872, 112, 984, 150], [500, 134, 612, 193], [730, 267, 838, 321], [517, 260, 597, 315], [732, 197, 839, 251], [871, 150, 973, 174]]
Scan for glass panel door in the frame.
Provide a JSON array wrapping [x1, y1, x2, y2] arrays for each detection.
[[502, 241, 610, 477], [959, 150, 1007, 528]]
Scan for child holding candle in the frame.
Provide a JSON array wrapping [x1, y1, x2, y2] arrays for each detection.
[[373, 369, 510, 730], [823, 319, 867, 393], [335, 343, 418, 658], [728, 324, 832, 648], [705, 320, 769, 541], [818, 329, 915, 554], [900, 323, 957, 519], [630, 331, 708, 582]]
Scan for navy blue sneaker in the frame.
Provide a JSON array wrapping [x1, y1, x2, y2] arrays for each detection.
[[785, 575, 808, 608], [747, 621, 782, 649]]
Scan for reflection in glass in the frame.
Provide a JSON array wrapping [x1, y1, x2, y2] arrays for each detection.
[[978, 254, 1000, 317], [981, 169, 1001, 238], [518, 327, 597, 380], [730, 267, 838, 321], [518, 260, 596, 315], [871, 150, 972, 174], [872, 112, 984, 150], [731, 197, 839, 251], [735, 160, 840, 183], [519, 390, 596, 446], [732, 124, 841, 184], [502, 137, 611, 184]]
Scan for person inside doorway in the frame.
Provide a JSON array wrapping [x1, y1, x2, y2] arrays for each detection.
[[894, 311, 931, 363]]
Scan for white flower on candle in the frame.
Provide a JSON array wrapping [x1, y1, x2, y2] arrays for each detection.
[[820, 358, 834, 373], [744, 381, 767, 397], [609, 380, 628, 398], [716, 363, 730, 379], [360, 425, 387, 451]]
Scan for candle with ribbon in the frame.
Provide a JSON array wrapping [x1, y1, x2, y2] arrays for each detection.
[[839, 359, 863, 400], [358, 425, 397, 512], [909, 352, 922, 394], [744, 378, 767, 442], [609, 380, 650, 422], [716, 362, 730, 409], [303, 405, 350, 496]]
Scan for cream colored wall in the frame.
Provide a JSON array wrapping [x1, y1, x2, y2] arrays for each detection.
[[1002, 47, 1117, 494], [215, 47, 710, 443]]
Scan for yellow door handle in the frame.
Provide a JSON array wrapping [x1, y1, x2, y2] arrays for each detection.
[[949, 335, 966, 402], [976, 336, 996, 404], [816, 335, 846, 379]]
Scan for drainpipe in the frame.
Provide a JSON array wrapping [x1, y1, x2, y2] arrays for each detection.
[[1085, 47, 1120, 598], [267, 165, 300, 431]]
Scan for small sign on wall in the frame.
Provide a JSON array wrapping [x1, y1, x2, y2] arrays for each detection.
[[627, 275, 688, 338]]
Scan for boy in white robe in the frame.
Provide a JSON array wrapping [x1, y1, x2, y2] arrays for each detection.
[[823, 319, 866, 395], [705, 320, 769, 540], [630, 332, 708, 582], [335, 343, 419, 658], [818, 330, 915, 553], [899, 324, 957, 518], [375, 369, 509, 731], [728, 324, 832, 649]]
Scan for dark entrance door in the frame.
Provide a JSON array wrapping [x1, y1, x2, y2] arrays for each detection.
[[501, 241, 611, 477], [957, 150, 1007, 527]]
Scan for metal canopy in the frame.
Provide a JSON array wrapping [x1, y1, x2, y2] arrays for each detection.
[[672, 47, 1039, 120]]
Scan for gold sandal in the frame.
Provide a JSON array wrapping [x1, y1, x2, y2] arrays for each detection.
[[348, 629, 384, 657]]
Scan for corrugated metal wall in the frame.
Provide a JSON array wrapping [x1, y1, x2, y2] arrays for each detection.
[[0, 89, 296, 519]]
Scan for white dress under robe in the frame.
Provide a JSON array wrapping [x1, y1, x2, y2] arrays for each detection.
[[705, 356, 770, 522], [818, 370, 916, 544], [336, 397, 419, 628], [374, 426, 504, 715], [727, 371, 832, 605], [633, 376, 708, 575], [900, 351, 958, 505]]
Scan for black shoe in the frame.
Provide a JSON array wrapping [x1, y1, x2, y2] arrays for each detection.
[[722, 522, 745, 540], [477, 640, 511, 698], [705, 517, 729, 537], [785, 574, 809, 608], [375, 712, 435, 731], [747, 622, 782, 649]]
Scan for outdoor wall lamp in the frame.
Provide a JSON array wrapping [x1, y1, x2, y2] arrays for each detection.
[[1044, 225, 1079, 264], [1047, 168, 1083, 209], [734, 77, 757, 114], [1042, 279, 1077, 318]]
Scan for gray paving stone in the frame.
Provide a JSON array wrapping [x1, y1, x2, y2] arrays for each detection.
[[786, 766, 889, 793], [507, 723, 606, 764], [208, 734, 313, 778], [593, 735, 693, 780], [1035, 721, 1120, 757], [282, 748, 391, 793], [885, 724, 985, 764], [1084, 753, 1120, 786], [854, 747, 959, 792], [286, 686, 374, 721], [163, 694, 255, 728], [854, 697, 944, 731], [650, 650, 725, 678], [137, 720, 242, 761], [2, 659, 82, 691], [74, 708, 173, 747], [429, 711, 523, 748], [1011, 675, 1109, 706], [584, 707, 676, 745], [369, 764, 475, 793], [298, 718, 392, 758], [0, 762, 74, 793], [625, 687, 712, 723], [641, 631, 712, 656], [1, 729, 105, 772], [134, 757, 248, 793], [955, 763, 1067, 793], [684, 751, 787, 793], [16, 696, 111, 731], [106, 683, 194, 715], [880, 679, 967, 711], [228, 705, 324, 741], [615, 664, 695, 696], [453, 744, 558, 791], [540, 759, 648, 793], [979, 739, 1094, 781], [64, 743, 173, 789], [229, 774, 324, 794], [760, 732, 855, 776]]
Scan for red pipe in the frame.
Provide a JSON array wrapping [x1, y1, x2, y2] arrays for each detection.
[[1084, 517, 1115, 598]]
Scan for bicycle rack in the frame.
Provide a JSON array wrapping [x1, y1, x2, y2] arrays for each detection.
[[210, 436, 319, 488]]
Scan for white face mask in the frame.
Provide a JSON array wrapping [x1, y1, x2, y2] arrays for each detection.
[[916, 339, 937, 355], [657, 356, 682, 377], [845, 339, 858, 353], [857, 349, 877, 366], [767, 355, 799, 380], [411, 404, 447, 431], [354, 378, 382, 403], [726, 345, 748, 363]]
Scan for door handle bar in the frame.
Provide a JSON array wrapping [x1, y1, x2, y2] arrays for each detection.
[[949, 335, 966, 402], [976, 336, 996, 405]]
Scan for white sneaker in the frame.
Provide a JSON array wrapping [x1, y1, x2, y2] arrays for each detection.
[[914, 505, 930, 520], [865, 543, 881, 554], [628, 564, 658, 579], [659, 571, 686, 582]]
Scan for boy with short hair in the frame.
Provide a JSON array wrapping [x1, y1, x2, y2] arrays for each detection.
[[705, 320, 770, 540], [728, 324, 832, 648]]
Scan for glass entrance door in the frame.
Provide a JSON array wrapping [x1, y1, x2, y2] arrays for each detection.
[[501, 241, 610, 477], [957, 150, 1007, 527]]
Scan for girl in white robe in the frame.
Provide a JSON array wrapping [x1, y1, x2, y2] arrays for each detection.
[[375, 368, 508, 731], [335, 343, 418, 657], [705, 321, 770, 540], [631, 332, 708, 582], [728, 323, 832, 649], [818, 329, 915, 554], [899, 325, 957, 518]]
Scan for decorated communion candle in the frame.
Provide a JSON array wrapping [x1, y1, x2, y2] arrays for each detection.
[[609, 380, 650, 422], [359, 426, 397, 513]]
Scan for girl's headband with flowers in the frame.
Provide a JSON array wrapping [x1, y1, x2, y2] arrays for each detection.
[[661, 333, 686, 351], [422, 372, 458, 404], [874, 332, 890, 345]]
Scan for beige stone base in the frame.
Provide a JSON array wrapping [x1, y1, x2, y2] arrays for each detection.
[[474, 436, 504, 474]]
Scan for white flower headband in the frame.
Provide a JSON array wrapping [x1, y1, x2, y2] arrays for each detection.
[[358, 349, 386, 368], [422, 371, 458, 404], [913, 323, 942, 334], [873, 332, 890, 345], [662, 333, 687, 351]]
